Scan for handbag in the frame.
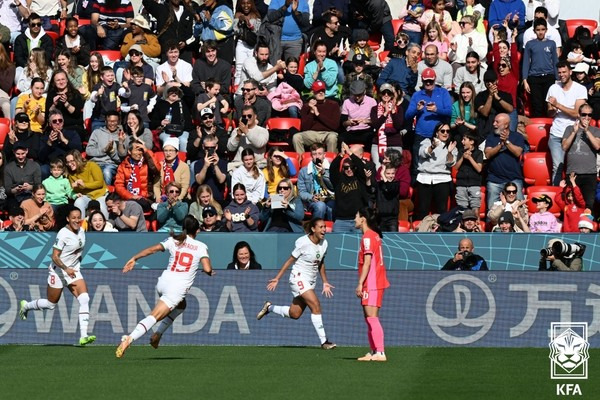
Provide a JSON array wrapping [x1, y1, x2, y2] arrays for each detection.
[[164, 123, 184, 137], [237, 21, 257, 48]]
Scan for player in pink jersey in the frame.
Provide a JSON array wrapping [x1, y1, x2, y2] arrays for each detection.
[[354, 207, 390, 361], [116, 215, 215, 358]]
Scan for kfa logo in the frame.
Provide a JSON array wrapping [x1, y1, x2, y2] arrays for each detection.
[[549, 322, 589, 380], [426, 274, 496, 344]]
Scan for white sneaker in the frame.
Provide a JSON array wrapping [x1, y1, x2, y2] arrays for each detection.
[[256, 301, 271, 320]]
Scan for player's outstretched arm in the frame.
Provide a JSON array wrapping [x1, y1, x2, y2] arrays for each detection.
[[319, 262, 334, 298], [267, 256, 296, 291], [122, 243, 165, 273]]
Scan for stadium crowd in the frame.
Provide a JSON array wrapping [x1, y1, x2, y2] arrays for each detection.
[[0, 0, 599, 234]]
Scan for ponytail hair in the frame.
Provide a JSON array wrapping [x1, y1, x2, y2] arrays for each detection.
[[241, 148, 260, 179], [357, 207, 383, 238], [171, 215, 200, 243], [303, 217, 324, 235]]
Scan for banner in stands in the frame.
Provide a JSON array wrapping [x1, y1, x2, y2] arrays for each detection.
[[2, 270, 600, 347], [0, 232, 598, 271]]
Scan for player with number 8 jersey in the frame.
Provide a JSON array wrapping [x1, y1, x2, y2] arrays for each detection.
[[116, 216, 215, 358]]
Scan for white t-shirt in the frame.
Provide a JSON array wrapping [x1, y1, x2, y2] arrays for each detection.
[[546, 81, 588, 138], [290, 235, 328, 281], [52, 227, 86, 271], [160, 236, 209, 288], [155, 59, 194, 87]]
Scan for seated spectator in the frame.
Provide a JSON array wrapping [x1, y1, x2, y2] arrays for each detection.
[[151, 84, 193, 151], [89, 66, 120, 132], [42, 159, 76, 215], [198, 204, 229, 232], [119, 69, 157, 129], [156, 181, 188, 232], [276, 56, 305, 98], [197, 0, 235, 65], [90, 0, 134, 50], [15, 78, 46, 134], [418, 0, 454, 42], [65, 149, 109, 218], [119, 15, 161, 60], [330, 143, 370, 232], [376, 43, 420, 97], [195, 78, 230, 127], [262, 147, 296, 197], [3, 113, 43, 163], [15, 48, 51, 96], [0, 149, 6, 212], [224, 183, 259, 232], [374, 163, 400, 232], [21, 184, 54, 231], [293, 81, 340, 155], [4, 142, 42, 209], [267, 80, 303, 119], [529, 194, 559, 233], [453, 132, 482, 213], [3, 206, 32, 232], [86, 111, 129, 185], [86, 52, 105, 94], [119, 46, 156, 86], [189, 184, 224, 224], [231, 148, 266, 204], [398, 0, 424, 45], [491, 211, 525, 233], [340, 80, 376, 150], [234, 79, 272, 126], [260, 178, 304, 232], [193, 134, 228, 205], [153, 137, 190, 205], [40, 110, 83, 177], [421, 21, 449, 61], [87, 210, 118, 232], [303, 40, 339, 99], [297, 143, 334, 220], [227, 241, 262, 269], [233, 0, 262, 86], [155, 43, 193, 97], [227, 105, 269, 171], [188, 108, 229, 160], [191, 40, 232, 98], [45, 70, 86, 140], [488, 181, 528, 230], [114, 141, 159, 211], [448, 15, 487, 75], [122, 110, 154, 149], [453, 51, 487, 95], [451, 82, 478, 139], [369, 84, 405, 169], [341, 55, 374, 101], [578, 214, 595, 234], [14, 14, 54, 68], [344, 30, 379, 79], [106, 192, 148, 232], [55, 17, 91, 69], [454, 209, 481, 232], [236, 42, 284, 97], [555, 173, 587, 233]]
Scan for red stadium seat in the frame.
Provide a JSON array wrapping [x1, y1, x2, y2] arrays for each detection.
[[479, 186, 486, 219], [378, 51, 390, 63], [0, 122, 9, 151], [97, 50, 122, 63], [566, 19, 598, 38], [266, 117, 301, 131], [391, 19, 404, 35], [398, 220, 411, 232], [325, 221, 333, 232], [525, 185, 562, 216], [412, 220, 422, 231], [223, 117, 236, 132], [46, 31, 59, 46], [525, 122, 550, 152], [590, 119, 597, 127], [523, 152, 552, 186], [298, 52, 310, 77], [368, 33, 382, 51]]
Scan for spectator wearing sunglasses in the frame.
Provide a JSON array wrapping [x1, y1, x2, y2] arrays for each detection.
[[3, 112, 43, 164], [260, 178, 305, 232], [120, 15, 161, 60], [13, 13, 54, 68], [227, 105, 269, 171], [188, 108, 229, 161], [156, 181, 188, 232], [199, 205, 228, 232], [39, 110, 83, 178], [233, 79, 271, 127]]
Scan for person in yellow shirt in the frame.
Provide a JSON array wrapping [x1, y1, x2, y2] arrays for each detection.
[[15, 78, 46, 134]]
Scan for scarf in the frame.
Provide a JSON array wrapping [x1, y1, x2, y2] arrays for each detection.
[[376, 102, 396, 158], [127, 157, 144, 196], [162, 158, 179, 194]]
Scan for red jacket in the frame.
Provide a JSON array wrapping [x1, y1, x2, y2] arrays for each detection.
[[114, 151, 158, 201], [555, 185, 586, 232]]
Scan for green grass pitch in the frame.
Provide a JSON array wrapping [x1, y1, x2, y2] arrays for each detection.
[[2, 345, 599, 399]]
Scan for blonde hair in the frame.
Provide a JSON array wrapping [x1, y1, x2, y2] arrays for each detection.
[[196, 184, 223, 214]]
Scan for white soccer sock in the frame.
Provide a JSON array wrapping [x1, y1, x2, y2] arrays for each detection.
[[155, 308, 184, 335], [130, 315, 157, 341], [311, 314, 327, 345], [26, 299, 56, 310], [270, 305, 290, 318], [77, 293, 90, 338]]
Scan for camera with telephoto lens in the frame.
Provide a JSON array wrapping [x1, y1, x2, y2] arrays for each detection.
[[540, 241, 586, 258]]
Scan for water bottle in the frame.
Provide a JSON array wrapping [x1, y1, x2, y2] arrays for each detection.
[[165, 107, 172, 124]]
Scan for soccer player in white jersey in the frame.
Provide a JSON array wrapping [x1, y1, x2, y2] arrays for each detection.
[[256, 218, 336, 349], [116, 215, 215, 358], [19, 207, 96, 346]]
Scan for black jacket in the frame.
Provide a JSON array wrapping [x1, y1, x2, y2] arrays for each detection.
[[442, 254, 488, 271], [14, 33, 54, 68], [142, 0, 195, 59], [54, 35, 91, 66], [330, 153, 370, 219]]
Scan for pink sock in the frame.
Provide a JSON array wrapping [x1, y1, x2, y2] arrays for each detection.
[[365, 318, 375, 351], [367, 317, 384, 352]]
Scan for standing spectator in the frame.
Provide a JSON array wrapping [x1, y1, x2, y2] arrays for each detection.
[[303, 41, 339, 99], [227, 105, 269, 170], [153, 137, 190, 205], [4, 142, 42, 209], [230, 148, 266, 204], [297, 143, 335, 221], [555, 173, 587, 233], [156, 181, 188, 232], [114, 141, 159, 211], [293, 81, 340, 155], [187, 109, 229, 160], [522, 18, 557, 117], [65, 149, 109, 218], [13, 14, 54, 68], [46, 71, 86, 140], [417, 44, 453, 91], [546, 61, 588, 185], [529, 194, 559, 233], [483, 113, 525, 210], [191, 41, 232, 98], [21, 184, 54, 231], [142, 0, 196, 64], [154, 43, 193, 97], [233, 0, 262, 85], [350, 0, 394, 51], [488, 0, 525, 34], [340, 81, 376, 150], [414, 122, 457, 220], [267, 0, 310, 61], [522, 6, 562, 55], [369, 83, 404, 169], [374, 163, 400, 232], [233, 79, 272, 126], [193, 135, 228, 204], [197, 0, 235, 65], [224, 183, 260, 232], [105, 192, 148, 232], [561, 104, 600, 209], [86, 111, 129, 185], [453, 132, 483, 214], [377, 148, 412, 222], [90, 0, 134, 50], [448, 15, 488, 75], [474, 70, 514, 144], [492, 33, 519, 132], [451, 82, 478, 139]]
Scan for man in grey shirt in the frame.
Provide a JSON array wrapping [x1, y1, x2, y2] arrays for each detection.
[[105, 192, 147, 232], [417, 45, 453, 91]]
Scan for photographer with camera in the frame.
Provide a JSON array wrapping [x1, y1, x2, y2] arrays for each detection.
[[441, 238, 488, 271], [539, 238, 585, 271]]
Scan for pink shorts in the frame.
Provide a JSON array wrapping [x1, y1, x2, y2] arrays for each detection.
[[361, 288, 385, 308]]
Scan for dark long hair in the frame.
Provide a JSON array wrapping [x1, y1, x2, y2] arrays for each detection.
[[303, 217, 324, 235], [172, 215, 200, 243], [232, 241, 257, 263], [465, 51, 482, 84], [357, 207, 382, 238]]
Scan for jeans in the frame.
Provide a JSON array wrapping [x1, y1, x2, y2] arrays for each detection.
[[486, 179, 524, 212], [97, 162, 118, 185], [333, 218, 358, 233], [548, 135, 564, 186], [287, 106, 300, 118], [509, 109, 518, 133], [307, 199, 334, 221]]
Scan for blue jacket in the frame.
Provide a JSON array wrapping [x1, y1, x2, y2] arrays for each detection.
[[405, 86, 453, 138], [376, 57, 418, 96], [260, 196, 305, 232], [489, 0, 525, 29]]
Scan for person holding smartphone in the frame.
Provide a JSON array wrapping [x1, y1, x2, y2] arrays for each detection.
[[193, 134, 228, 204], [226, 105, 269, 171]]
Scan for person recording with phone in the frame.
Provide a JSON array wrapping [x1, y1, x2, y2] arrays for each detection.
[[441, 238, 488, 271], [539, 238, 585, 271], [194, 135, 228, 205]]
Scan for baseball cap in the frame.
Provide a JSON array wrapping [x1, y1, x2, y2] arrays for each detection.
[[422, 67, 436, 80], [352, 54, 366, 65], [202, 205, 217, 218], [15, 112, 30, 123], [13, 141, 28, 151], [311, 80, 326, 92], [462, 209, 478, 221], [533, 194, 553, 208], [200, 107, 214, 117], [350, 80, 367, 95], [498, 211, 515, 225], [379, 83, 395, 93]]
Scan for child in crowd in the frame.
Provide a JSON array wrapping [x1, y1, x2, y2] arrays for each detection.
[[89, 66, 120, 131], [375, 164, 400, 232], [277, 57, 305, 96], [398, 0, 424, 46], [119, 66, 156, 127], [555, 173, 587, 233], [42, 159, 77, 213], [346, 29, 378, 71], [421, 20, 448, 61], [529, 194, 560, 233], [567, 42, 595, 68], [195, 78, 229, 127], [4, 207, 31, 232], [453, 133, 483, 214], [341, 54, 374, 100]]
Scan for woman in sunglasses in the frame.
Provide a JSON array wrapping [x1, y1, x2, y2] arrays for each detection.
[[487, 181, 528, 231], [492, 24, 519, 131], [260, 178, 304, 232], [119, 45, 156, 86], [414, 122, 457, 220], [156, 181, 189, 232]]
